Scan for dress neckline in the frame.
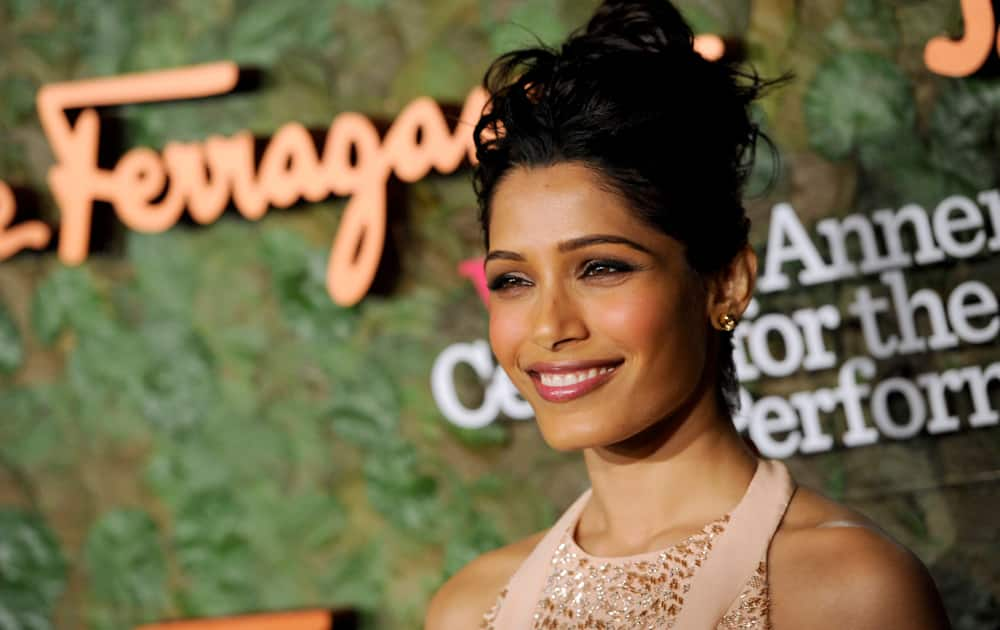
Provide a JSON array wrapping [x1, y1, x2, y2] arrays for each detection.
[[563, 510, 730, 563], [563, 459, 764, 563], [485, 460, 795, 629]]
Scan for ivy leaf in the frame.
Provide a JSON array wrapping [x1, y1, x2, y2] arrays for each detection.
[[823, 0, 899, 54], [330, 404, 398, 451], [362, 440, 440, 536], [803, 51, 915, 160], [228, 0, 334, 66], [143, 442, 233, 511], [676, 5, 722, 35], [83, 510, 168, 630], [361, 289, 443, 340], [393, 41, 471, 102], [459, 423, 512, 447], [64, 321, 146, 411], [319, 543, 385, 612], [128, 10, 191, 72], [489, 0, 568, 55], [346, 0, 387, 9], [441, 508, 504, 578], [340, 359, 400, 415], [858, 148, 966, 210], [30, 266, 107, 345], [0, 388, 59, 468], [71, 0, 141, 75], [0, 76, 38, 129], [927, 79, 1000, 193], [128, 231, 199, 322], [0, 300, 23, 374], [4, 0, 46, 21], [261, 230, 357, 343], [0, 510, 67, 629], [271, 491, 347, 554], [232, 487, 348, 609], [137, 320, 217, 433], [843, 0, 898, 44], [329, 359, 403, 450], [173, 489, 259, 616]]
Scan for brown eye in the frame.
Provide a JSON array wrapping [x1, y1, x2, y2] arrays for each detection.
[[488, 274, 531, 292], [582, 259, 634, 277]]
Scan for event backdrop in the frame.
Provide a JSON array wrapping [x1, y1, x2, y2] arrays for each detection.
[[1, 0, 999, 628]]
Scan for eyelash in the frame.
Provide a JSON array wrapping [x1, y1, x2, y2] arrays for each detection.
[[487, 274, 528, 292], [487, 259, 637, 292], [582, 259, 635, 277]]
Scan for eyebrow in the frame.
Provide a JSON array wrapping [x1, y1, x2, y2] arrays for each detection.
[[485, 233, 653, 263]]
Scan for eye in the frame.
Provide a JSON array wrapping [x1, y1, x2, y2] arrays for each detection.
[[582, 259, 635, 277], [488, 273, 532, 292]]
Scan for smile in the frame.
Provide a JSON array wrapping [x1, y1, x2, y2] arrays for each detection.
[[526, 361, 623, 402]]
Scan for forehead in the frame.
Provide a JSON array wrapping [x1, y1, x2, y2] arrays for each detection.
[[488, 162, 652, 249]]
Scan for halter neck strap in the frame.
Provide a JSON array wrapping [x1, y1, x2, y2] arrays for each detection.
[[491, 459, 795, 629], [491, 488, 592, 628], [672, 459, 795, 628]]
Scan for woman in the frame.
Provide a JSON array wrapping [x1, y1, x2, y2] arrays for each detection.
[[427, 1, 950, 628]]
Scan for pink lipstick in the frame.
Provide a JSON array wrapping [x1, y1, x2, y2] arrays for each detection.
[[525, 359, 623, 402]]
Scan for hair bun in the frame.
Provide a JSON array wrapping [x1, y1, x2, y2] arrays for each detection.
[[580, 0, 694, 55]]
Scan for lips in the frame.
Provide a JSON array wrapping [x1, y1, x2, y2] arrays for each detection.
[[525, 359, 623, 402]]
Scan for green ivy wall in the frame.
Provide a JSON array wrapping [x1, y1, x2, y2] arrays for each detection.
[[0, 0, 998, 628]]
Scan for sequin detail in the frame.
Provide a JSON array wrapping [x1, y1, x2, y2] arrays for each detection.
[[482, 516, 771, 629], [481, 588, 507, 629], [718, 562, 769, 630]]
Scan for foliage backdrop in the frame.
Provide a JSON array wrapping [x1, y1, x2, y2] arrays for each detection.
[[0, 0, 998, 628]]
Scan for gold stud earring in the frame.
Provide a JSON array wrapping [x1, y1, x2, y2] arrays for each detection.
[[719, 313, 737, 332]]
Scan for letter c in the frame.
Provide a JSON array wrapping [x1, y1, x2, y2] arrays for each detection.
[[489, 368, 534, 420], [431, 340, 502, 429]]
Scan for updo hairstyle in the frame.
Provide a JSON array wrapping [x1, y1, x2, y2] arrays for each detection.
[[473, 0, 782, 413]]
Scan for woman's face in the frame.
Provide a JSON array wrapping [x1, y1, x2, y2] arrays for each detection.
[[485, 162, 715, 452]]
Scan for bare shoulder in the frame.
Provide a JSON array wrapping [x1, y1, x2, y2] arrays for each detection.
[[424, 530, 546, 630], [768, 486, 950, 630]]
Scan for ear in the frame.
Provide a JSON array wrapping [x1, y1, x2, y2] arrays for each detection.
[[706, 245, 757, 329]]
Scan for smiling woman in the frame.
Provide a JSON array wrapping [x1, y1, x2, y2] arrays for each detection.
[[425, 1, 951, 629], [485, 163, 713, 452]]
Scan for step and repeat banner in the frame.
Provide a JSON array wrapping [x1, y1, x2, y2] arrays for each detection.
[[1, 1, 998, 628]]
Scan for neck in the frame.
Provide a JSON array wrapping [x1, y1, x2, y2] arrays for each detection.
[[580, 397, 757, 549]]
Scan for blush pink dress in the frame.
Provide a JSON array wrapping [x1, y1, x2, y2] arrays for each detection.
[[482, 459, 795, 629]]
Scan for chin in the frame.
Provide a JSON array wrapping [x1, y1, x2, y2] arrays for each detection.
[[534, 412, 635, 452]]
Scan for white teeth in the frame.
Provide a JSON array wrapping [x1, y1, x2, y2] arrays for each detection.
[[538, 365, 617, 387]]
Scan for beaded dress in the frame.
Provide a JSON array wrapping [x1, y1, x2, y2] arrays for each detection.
[[482, 459, 794, 630]]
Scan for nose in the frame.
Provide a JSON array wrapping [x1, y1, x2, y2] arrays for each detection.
[[530, 282, 587, 351]]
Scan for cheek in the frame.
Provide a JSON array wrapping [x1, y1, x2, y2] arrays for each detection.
[[600, 297, 669, 344], [598, 283, 707, 367], [488, 301, 531, 369]]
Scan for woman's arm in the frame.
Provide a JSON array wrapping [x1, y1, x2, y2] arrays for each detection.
[[425, 531, 546, 630], [770, 522, 950, 630], [425, 560, 497, 630]]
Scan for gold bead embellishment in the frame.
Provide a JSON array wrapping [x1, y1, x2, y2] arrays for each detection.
[[481, 514, 772, 630], [530, 517, 729, 629], [719, 313, 737, 332]]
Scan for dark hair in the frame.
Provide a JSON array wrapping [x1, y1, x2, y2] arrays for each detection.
[[473, 0, 782, 413]]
